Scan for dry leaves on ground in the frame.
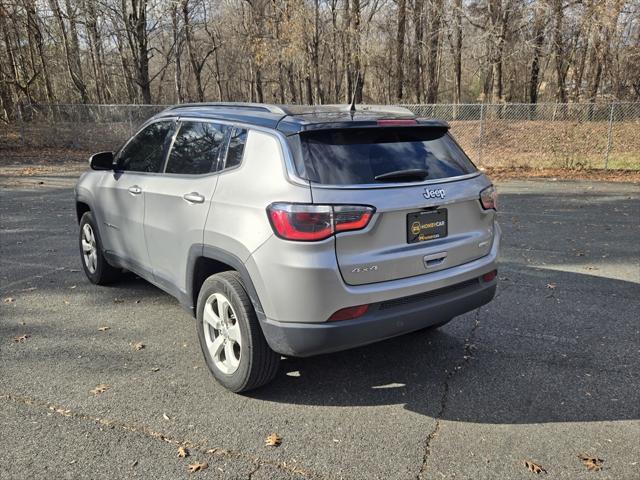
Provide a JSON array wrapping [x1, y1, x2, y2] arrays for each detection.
[[546, 283, 557, 289], [13, 334, 30, 343], [265, 433, 282, 447], [98, 326, 110, 332], [49, 406, 72, 417], [132, 342, 145, 351], [187, 463, 208, 473], [177, 446, 190, 458], [3, 297, 15, 304], [524, 460, 547, 474], [89, 384, 110, 396], [578, 453, 604, 471]]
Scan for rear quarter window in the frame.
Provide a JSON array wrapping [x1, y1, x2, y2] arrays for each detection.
[[295, 127, 477, 185]]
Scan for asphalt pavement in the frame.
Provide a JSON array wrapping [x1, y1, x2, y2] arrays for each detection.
[[1, 167, 639, 479]]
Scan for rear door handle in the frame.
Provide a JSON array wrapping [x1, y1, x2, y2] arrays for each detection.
[[128, 185, 142, 195], [183, 192, 205, 204]]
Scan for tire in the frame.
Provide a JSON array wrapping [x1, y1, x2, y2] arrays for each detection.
[[79, 211, 122, 285], [196, 271, 280, 393]]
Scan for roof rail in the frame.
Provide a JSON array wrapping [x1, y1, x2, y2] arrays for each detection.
[[280, 104, 415, 116], [169, 102, 287, 115]]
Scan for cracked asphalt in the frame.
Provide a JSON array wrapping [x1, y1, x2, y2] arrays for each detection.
[[1, 165, 639, 479]]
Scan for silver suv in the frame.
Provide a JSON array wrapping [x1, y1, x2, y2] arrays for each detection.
[[75, 103, 500, 392]]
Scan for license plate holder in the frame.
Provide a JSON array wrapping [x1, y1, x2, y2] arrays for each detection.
[[407, 209, 448, 244]]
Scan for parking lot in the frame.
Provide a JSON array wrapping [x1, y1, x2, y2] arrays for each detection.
[[1, 166, 639, 479]]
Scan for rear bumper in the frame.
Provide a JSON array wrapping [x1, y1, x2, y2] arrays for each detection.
[[261, 275, 496, 357]]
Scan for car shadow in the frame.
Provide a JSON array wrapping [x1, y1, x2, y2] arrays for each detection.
[[246, 266, 639, 425]]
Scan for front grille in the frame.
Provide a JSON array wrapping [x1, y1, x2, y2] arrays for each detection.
[[379, 278, 479, 310]]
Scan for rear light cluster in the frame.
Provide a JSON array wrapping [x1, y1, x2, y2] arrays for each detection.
[[479, 185, 497, 210], [267, 203, 375, 241]]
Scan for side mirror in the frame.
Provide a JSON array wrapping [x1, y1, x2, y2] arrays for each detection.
[[89, 151, 115, 170]]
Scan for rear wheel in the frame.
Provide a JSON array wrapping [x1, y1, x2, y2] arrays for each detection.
[[196, 271, 280, 392], [79, 211, 121, 285]]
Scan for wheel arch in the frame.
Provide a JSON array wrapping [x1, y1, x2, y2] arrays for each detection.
[[76, 200, 92, 223], [187, 245, 265, 321]]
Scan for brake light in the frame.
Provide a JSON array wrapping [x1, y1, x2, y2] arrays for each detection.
[[376, 119, 417, 126], [267, 203, 374, 241], [328, 304, 369, 321], [480, 185, 497, 210]]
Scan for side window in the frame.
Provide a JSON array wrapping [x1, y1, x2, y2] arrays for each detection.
[[165, 121, 226, 175], [224, 128, 248, 170], [118, 121, 173, 173]]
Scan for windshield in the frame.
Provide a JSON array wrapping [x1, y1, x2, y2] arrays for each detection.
[[293, 127, 477, 185]]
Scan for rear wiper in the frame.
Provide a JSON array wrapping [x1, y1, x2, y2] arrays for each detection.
[[374, 168, 428, 182]]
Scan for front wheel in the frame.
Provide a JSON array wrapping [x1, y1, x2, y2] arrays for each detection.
[[79, 211, 122, 285], [196, 271, 280, 393]]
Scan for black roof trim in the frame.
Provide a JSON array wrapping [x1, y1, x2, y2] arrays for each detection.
[[154, 103, 448, 135]]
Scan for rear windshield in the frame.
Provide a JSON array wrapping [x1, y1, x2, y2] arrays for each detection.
[[293, 127, 477, 185]]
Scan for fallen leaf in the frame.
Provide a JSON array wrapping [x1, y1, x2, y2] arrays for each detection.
[[177, 446, 189, 458], [187, 463, 208, 473], [265, 433, 282, 447], [150, 367, 160, 372], [132, 342, 145, 351], [546, 283, 557, 289], [98, 326, 110, 332], [524, 460, 547, 474], [63, 300, 70, 305], [13, 334, 30, 343], [70, 285, 77, 289], [163, 413, 171, 421], [3, 297, 15, 304], [55, 408, 72, 417], [578, 453, 603, 471], [113, 298, 124, 303], [89, 384, 110, 396]]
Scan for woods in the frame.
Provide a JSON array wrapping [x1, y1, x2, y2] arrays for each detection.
[[0, 0, 638, 119]]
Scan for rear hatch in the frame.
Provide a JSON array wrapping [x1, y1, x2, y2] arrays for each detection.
[[292, 124, 496, 286]]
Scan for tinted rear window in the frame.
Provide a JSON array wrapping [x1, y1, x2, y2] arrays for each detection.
[[295, 127, 476, 185], [165, 121, 227, 175]]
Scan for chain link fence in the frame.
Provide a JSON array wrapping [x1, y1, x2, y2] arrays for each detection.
[[2, 102, 639, 170]]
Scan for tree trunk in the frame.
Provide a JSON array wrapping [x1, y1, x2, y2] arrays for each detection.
[[395, 0, 407, 101], [171, 4, 184, 103], [425, 0, 444, 103], [413, 0, 424, 102], [528, 2, 546, 104], [453, 0, 462, 104], [49, 0, 89, 103]]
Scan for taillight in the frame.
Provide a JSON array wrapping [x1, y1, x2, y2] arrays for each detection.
[[334, 205, 373, 232], [480, 185, 497, 210], [328, 304, 369, 321], [267, 203, 374, 241]]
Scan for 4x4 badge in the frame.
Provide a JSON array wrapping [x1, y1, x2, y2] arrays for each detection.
[[423, 188, 446, 200]]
